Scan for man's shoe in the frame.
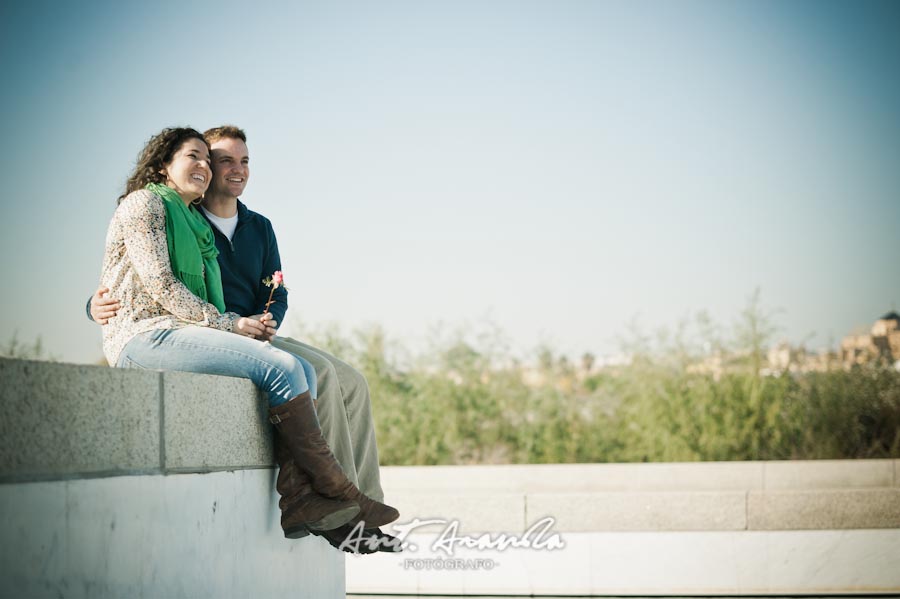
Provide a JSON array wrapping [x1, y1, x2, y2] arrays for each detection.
[[366, 527, 403, 553], [310, 523, 403, 554], [311, 523, 377, 554]]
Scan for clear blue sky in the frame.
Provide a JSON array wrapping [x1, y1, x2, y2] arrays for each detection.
[[1, 0, 898, 364]]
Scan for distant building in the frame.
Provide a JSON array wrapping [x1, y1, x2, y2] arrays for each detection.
[[767, 342, 796, 373], [765, 341, 835, 374], [840, 311, 900, 366]]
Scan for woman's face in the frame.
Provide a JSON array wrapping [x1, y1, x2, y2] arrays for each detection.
[[161, 138, 212, 203]]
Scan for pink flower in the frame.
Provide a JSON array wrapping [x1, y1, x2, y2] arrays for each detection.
[[262, 270, 285, 317]]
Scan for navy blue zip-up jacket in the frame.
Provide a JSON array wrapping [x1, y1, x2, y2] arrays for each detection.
[[87, 200, 288, 327], [200, 200, 288, 326]]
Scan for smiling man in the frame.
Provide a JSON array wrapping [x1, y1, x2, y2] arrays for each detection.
[[89, 125, 398, 554]]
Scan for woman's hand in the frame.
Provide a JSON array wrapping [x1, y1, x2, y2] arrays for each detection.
[[91, 286, 121, 324], [234, 317, 269, 339]]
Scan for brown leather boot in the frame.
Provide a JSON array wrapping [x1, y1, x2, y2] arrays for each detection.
[[274, 436, 360, 538], [269, 391, 400, 528], [342, 487, 400, 528]]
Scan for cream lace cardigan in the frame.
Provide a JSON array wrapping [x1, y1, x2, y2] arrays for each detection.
[[99, 189, 237, 366]]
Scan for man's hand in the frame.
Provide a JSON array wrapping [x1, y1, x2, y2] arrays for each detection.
[[249, 313, 278, 342], [91, 286, 121, 325], [234, 317, 270, 339]]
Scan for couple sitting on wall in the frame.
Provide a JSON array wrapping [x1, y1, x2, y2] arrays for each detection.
[[90, 125, 399, 554]]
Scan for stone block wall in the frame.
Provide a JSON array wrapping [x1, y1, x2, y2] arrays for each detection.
[[0, 357, 343, 599]]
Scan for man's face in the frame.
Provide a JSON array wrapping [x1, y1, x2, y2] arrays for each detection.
[[209, 137, 250, 198]]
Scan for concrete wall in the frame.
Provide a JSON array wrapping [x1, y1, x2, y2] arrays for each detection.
[[0, 358, 343, 599], [378, 460, 900, 533], [346, 462, 900, 595]]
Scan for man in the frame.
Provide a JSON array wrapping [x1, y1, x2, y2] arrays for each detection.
[[90, 125, 397, 553]]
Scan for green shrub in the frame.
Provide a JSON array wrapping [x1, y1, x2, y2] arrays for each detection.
[[296, 312, 900, 465]]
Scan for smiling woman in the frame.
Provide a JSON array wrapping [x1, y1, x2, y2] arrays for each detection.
[[119, 128, 207, 205], [160, 138, 210, 202]]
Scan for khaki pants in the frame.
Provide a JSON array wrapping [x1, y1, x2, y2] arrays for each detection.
[[270, 336, 385, 502]]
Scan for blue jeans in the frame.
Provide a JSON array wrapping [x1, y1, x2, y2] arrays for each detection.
[[117, 327, 317, 407]]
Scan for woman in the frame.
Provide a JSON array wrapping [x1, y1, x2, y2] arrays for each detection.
[[99, 127, 398, 540]]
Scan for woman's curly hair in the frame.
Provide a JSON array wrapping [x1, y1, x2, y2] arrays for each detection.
[[119, 127, 208, 203]]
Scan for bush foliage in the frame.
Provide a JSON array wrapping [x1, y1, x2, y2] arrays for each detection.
[[298, 305, 900, 465]]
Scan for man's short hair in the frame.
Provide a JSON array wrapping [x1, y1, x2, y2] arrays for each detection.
[[203, 125, 247, 144]]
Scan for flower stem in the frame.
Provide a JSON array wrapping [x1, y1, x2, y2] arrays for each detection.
[[262, 287, 276, 316]]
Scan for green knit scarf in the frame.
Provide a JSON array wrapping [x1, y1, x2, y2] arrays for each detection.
[[146, 183, 225, 313]]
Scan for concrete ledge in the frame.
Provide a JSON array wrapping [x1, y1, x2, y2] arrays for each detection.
[[163, 370, 271, 471], [381, 459, 897, 493], [0, 358, 274, 482], [387, 488, 900, 533], [0, 359, 163, 479], [383, 489, 900, 533], [748, 488, 900, 530], [527, 491, 747, 532], [763, 458, 894, 489], [390, 492, 527, 534], [381, 462, 765, 492]]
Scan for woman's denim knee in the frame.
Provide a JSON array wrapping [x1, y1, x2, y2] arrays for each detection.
[[265, 347, 317, 406]]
